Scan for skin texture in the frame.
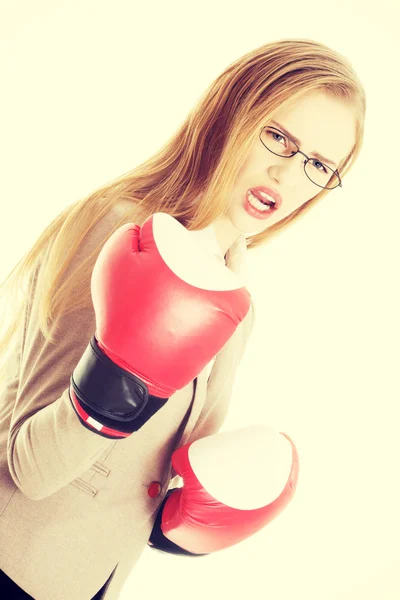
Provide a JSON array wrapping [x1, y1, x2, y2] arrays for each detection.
[[211, 91, 357, 257]]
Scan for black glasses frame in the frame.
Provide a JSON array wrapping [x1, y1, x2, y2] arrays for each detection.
[[259, 126, 343, 190]]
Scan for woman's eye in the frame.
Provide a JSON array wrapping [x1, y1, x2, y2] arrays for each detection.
[[271, 131, 285, 143], [312, 160, 328, 173]]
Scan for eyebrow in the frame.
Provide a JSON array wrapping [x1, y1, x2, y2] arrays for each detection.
[[270, 120, 338, 169]]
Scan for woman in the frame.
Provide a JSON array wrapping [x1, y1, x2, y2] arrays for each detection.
[[0, 38, 366, 599]]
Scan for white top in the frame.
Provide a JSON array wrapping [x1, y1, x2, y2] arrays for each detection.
[[187, 223, 225, 262]]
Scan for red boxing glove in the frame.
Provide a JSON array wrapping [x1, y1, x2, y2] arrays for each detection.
[[70, 213, 251, 438], [149, 425, 299, 555]]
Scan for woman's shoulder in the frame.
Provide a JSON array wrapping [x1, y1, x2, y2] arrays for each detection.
[[77, 199, 144, 260], [98, 199, 144, 231]]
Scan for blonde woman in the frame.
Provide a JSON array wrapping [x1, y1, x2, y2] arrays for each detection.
[[0, 38, 365, 600]]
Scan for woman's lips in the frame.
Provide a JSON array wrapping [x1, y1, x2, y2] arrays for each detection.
[[243, 190, 277, 220], [250, 187, 282, 209]]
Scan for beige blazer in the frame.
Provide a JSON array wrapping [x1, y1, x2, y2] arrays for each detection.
[[0, 202, 255, 600]]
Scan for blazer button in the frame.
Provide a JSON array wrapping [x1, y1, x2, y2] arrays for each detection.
[[148, 481, 162, 498]]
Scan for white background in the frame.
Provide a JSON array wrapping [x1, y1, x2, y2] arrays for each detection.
[[1, 1, 399, 599]]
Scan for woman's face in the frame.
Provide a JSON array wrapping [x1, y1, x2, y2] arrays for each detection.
[[215, 91, 356, 252]]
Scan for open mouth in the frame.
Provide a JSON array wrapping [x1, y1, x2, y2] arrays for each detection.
[[244, 190, 277, 219]]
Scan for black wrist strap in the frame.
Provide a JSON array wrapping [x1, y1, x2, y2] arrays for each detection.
[[71, 335, 168, 435]]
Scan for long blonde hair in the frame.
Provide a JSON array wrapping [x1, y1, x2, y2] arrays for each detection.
[[0, 38, 366, 381]]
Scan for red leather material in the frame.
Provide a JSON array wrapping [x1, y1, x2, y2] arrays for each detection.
[[159, 432, 299, 554], [91, 214, 251, 399]]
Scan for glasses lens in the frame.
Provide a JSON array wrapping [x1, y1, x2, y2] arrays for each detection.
[[261, 127, 297, 157], [304, 160, 340, 189], [261, 128, 340, 189]]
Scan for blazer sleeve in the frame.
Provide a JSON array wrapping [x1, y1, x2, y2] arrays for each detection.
[[6, 207, 131, 501]]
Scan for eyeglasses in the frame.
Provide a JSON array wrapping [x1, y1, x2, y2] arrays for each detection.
[[259, 126, 342, 190]]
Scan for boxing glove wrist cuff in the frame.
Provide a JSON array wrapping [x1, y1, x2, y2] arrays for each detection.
[[148, 489, 208, 557], [69, 335, 168, 439]]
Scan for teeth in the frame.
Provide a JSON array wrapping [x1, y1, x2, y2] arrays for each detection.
[[247, 191, 273, 212], [258, 191, 276, 205]]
